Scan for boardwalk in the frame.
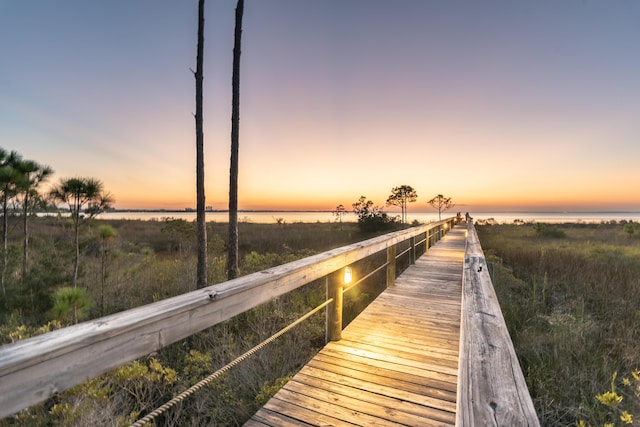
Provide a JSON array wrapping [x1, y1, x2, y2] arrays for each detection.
[[246, 225, 467, 426]]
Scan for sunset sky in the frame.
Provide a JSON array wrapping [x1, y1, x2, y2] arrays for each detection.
[[1, 1, 639, 212]]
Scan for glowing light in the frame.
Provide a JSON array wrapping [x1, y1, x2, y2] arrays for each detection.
[[344, 267, 353, 284]]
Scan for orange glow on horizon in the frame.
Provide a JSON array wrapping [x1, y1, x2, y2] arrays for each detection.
[[111, 190, 640, 213]]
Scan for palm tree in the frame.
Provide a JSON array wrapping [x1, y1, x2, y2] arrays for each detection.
[[194, 0, 207, 289], [228, 0, 244, 280], [53, 286, 91, 325], [49, 177, 114, 287], [16, 159, 53, 279], [0, 149, 22, 294]]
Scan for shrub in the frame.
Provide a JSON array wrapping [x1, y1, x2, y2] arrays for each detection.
[[352, 196, 397, 232], [533, 223, 566, 238]]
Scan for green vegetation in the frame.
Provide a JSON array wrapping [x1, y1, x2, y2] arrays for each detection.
[[427, 193, 454, 221], [386, 185, 418, 224], [477, 222, 640, 426], [49, 176, 114, 287], [0, 217, 394, 425], [352, 195, 400, 232]]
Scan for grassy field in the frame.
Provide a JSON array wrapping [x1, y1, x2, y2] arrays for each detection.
[[4, 218, 640, 425], [476, 222, 640, 426]]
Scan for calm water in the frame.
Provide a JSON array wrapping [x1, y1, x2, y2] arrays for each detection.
[[93, 210, 640, 224]]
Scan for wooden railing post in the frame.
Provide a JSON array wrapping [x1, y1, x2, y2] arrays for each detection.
[[325, 271, 343, 342], [386, 244, 396, 288], [409, 236, 416, 264]]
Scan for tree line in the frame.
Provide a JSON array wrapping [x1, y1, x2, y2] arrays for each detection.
[[0, 147, 113, 321], [334, 185, 455, 232]]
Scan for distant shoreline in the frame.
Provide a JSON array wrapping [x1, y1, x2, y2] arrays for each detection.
[[38, 209, 640, 225], [106, 209, 640, 214], [108, 209, 334, 213]]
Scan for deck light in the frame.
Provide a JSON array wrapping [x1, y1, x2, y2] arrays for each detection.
[[344, 267, 353, 284]]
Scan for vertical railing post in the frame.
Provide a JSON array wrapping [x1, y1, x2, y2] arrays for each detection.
[[386, 244, 396, 288], [325, 271, 343, 342], [409, 235, 416, 264], [423, 230, 429, 255]]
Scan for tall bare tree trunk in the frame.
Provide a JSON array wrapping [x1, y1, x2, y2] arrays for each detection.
[[22, 192, 28, 280], [195, 0, 208, 289], [72, 209, 80, 288], [1, 196, 8, 295], [228, 0, 244, 280]]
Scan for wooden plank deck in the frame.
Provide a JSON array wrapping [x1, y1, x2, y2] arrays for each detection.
[[245, 225, 467, 427]]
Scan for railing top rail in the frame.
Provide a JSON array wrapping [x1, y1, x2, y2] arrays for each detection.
[[456, 221, 540, 426], [0, 218, 455, 419]]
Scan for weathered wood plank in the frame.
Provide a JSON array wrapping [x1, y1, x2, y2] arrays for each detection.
[[318, 344, 458, 388], [456, 223, 540, 426], [269, 388, 405, 427], [341, 328, 459, 358], [294, 367, 456, 416], [286, 374, 454, 425], [337, 339, 459, 370], [305, 357, 457, 401], [310, 352, 458, 394], [249, 407, 314, 427], [260, 396, 361, 426], [242, 419, 272, 427]]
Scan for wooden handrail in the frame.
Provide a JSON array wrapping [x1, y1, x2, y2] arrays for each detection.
[[456, 222, 540, 426], [0, 218, 455, 419]]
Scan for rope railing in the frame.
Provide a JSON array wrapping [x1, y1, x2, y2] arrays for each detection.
[[131, 298, 333, 426]]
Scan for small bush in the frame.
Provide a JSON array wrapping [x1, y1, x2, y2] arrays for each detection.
[[352, 196, 397, 233], [533, 223, 566, 238]]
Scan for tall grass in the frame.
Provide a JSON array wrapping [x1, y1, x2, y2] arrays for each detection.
[[477, 223, 640, 426]]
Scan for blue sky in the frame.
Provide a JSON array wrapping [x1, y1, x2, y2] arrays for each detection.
[[2, 0, 639, 211]]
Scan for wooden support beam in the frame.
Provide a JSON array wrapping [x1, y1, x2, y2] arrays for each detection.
[[386, 244, 396, 288], [325, 271, 343, 342], [409, 236, 416, 264]]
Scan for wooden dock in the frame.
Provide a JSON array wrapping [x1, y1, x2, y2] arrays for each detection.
[[246, 225, 466, 426]]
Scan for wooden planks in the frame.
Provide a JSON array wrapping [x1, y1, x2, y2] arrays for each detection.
[[246, 225, 467, 426]]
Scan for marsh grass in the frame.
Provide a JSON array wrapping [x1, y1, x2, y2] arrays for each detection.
[[477, 223, 640, 426]]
